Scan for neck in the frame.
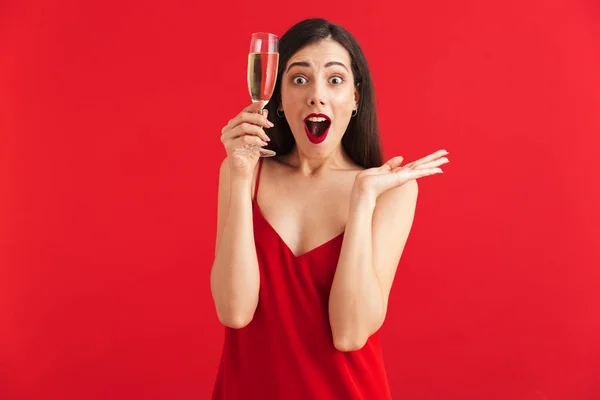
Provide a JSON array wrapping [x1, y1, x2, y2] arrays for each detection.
[[281, 144, 358, 176]]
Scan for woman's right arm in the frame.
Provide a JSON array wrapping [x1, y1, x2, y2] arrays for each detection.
[[210, 101, 273, 329]]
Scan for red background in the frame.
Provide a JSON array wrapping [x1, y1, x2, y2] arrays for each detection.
[[2, 0, 599, 399]]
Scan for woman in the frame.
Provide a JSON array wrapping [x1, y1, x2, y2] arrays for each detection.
[[211, 18, 449, 399]]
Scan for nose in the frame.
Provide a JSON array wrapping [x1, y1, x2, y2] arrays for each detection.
[[307, 82, 326, 107]]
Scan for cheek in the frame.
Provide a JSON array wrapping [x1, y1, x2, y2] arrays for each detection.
[[333, 88, 356, 106], [281, 87, 298, 109]]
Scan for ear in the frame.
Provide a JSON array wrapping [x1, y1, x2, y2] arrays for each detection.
[[354, 83, 361, 109]]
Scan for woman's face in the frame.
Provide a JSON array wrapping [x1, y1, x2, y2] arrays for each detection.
[[280, 39, 359, 156]]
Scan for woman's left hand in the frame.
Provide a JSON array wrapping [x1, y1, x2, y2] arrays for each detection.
[[353, 149, 449, 200]]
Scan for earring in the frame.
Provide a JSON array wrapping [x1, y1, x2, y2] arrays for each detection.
[[351, 109, 357, 117], [277, 108, 284, 118]]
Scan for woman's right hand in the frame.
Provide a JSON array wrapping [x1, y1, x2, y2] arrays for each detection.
[[220, 101, 274, 180]]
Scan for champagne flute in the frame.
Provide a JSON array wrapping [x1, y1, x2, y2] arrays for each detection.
[[242, 32, 279, 157]]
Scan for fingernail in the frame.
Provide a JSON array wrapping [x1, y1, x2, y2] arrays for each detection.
[[261, 141, 268, 146], [266, 120, 274, 127]]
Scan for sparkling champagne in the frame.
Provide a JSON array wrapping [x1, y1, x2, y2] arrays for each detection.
[[247, 52, 279, 104]]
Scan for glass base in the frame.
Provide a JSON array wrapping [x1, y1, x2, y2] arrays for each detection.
[[236, 147, 276, 157]]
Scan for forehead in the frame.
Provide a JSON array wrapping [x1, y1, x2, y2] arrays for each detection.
[[286, 39, 352, 68]]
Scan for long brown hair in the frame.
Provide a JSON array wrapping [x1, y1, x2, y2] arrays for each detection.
[[264, 18, 383, 168]]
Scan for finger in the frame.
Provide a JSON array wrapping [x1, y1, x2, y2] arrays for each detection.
[[262, 109, 274, 127], [411, 149, 449, 167], [405, 167, 443, 179], [227, 111, 273, 132], [413, 157, 449, 170], [229, 134, 269, 150], [242, 100, 266, 113], [223, 122, 270, 143], [382, 156, 404, 171]]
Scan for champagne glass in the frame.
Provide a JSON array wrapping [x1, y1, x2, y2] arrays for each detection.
[[243, 32, 279, 157]]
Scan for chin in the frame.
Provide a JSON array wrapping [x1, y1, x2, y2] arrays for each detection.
[[297, 138, 342, 158]]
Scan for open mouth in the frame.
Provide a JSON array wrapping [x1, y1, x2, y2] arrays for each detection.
[[303, 113, 331, 144]]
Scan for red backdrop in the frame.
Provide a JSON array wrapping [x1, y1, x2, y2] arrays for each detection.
[[2, 0, 599, 399]]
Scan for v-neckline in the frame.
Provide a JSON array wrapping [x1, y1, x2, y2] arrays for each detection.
[[253, 199, 345, 259]]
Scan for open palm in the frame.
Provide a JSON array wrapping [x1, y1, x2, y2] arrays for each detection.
[[355, 149, 449, 199]]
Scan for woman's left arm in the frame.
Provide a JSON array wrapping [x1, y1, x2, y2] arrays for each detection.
[[329, 150, 449, 352]]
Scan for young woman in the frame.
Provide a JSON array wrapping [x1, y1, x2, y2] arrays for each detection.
[[211, 18, 449, 399]]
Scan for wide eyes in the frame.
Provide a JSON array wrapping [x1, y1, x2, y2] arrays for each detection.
[[291, 75, 345, 85], [292, 76, 308, 85]]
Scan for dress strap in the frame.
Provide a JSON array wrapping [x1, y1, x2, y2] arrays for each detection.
[[253, 158, 264, 201]]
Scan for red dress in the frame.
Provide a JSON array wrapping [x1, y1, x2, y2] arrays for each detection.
[[212, 159, 392, 399]]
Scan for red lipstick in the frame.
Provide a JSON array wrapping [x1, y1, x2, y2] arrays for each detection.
[[303, 113, 331, 144]]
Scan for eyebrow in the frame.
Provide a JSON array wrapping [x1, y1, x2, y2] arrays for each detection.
[[286, 61, 349, 73]]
